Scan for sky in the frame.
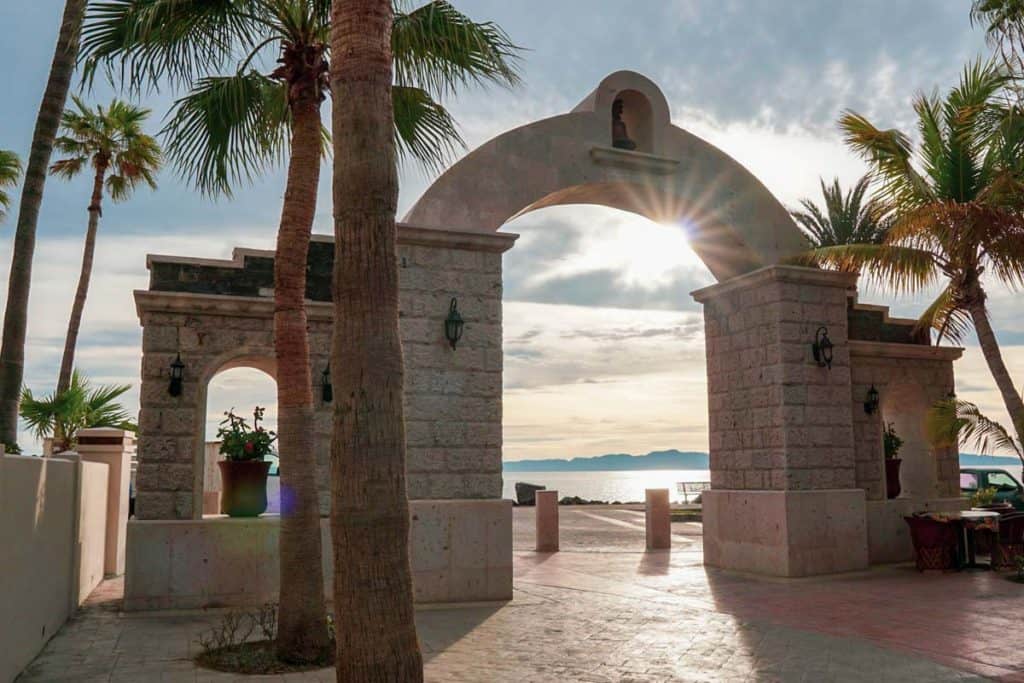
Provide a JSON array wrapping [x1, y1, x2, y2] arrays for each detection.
[[1, 1, 1022, 461]]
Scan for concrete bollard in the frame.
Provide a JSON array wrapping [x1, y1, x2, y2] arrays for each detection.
[[645, 488, 671, 551], [535, 490, 560, 552]]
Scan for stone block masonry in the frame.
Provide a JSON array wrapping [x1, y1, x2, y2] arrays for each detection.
[[134, 225, 517, 520], [694, 266, 859, 492]]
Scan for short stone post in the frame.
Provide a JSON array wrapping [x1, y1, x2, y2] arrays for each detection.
[[645, 488, 671, 551], [77, 428, 135, 576], [535, 490, 559, 552]]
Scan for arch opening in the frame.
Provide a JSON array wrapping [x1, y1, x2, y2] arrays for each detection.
[[501, 204, 712, 513], [200, 361, 279, 516]]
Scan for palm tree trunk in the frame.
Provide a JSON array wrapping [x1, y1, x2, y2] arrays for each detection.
[[57, 165, 105, 396], [0, 0, 87, 447], [330, 0, 424, 680], [967, 298, 1024, 448], [274, 95, 329, 663]]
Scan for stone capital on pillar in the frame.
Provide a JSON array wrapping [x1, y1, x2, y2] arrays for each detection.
[[77, 428, 135, 576]]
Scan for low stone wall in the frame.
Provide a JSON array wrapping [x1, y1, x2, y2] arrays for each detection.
[[124, 499, 512, 611], [0, 455, 108, 683]]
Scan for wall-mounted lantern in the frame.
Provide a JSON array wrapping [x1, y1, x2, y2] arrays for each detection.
[[811, 326, 833, 369], [444, 297, 464, 350], [864, 385, 880, 415], [321, 364, 333, 403], [168, 353, 185, 396]]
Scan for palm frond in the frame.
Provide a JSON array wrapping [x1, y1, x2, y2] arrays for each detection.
[[840, 111, 934, 210], [161, 71, 289, 196], [393, 85, 463, 171], [916, 284, 973, 344], [927, 397, 1022, 459], [803, 243, 938, 294], [791, 175, 892, 249], [80, 0, 264, 93], [0, 149, 22, 222], [393, 1, 522, 96]]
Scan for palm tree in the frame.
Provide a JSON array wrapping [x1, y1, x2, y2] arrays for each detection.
[[331, 0, 423, 677], [0, 0, 89, 453], [81, 0, 519, 665], [51, 97, 161, 397], [808, 60, 1024, 450], [0, 151, 22, 223], [20, 370, 136, 453], [791, 175, 892, 249], [927, 396, 1022, 466]]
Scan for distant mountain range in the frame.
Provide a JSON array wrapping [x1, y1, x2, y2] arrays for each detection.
[[503, 449, 709, 471], [502, 449, 1021, 471]]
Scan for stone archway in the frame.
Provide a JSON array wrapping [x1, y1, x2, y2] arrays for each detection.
[[128, 71, 968, 610], [405, 70, 808, 281]]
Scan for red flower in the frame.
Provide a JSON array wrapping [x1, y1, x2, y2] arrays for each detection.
[[244, 441, 255, 454]]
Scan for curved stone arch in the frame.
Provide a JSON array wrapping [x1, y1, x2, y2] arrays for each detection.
[[403, 70, 807, 281]]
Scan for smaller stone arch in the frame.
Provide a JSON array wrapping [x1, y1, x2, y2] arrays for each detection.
[[199, 357, 278, 514]]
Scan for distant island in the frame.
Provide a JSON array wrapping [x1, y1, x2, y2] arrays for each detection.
[[503, 449, 1021, 472]]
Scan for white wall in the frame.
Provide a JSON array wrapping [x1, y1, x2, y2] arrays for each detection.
[[0, 455, 108, 683]]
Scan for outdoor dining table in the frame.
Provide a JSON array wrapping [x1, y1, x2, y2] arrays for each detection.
[[919, 510, 1001, 570]]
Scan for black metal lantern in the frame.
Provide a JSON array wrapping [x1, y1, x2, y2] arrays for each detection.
[[168, 353, 185, 396], [811, 326, 834, 369], [864, 385, 880, 415], [321, 364, 333, 403], [444, 297, 464, 350]]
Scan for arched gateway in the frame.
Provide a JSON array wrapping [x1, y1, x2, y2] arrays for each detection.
[[127, 72, 965, 610]]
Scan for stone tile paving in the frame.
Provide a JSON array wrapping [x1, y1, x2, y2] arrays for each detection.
[[18, 508, 1024, 682]]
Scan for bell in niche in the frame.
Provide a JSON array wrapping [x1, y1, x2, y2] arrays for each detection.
[[611, 98, 637, 151]]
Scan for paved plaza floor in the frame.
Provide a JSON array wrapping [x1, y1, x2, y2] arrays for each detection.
[[19, 506, 1024, 682]]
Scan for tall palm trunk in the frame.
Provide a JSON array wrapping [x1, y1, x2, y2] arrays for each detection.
[[57, 163, 106, 396], [0, 0, 87, 446], [967, 296, 1024, 447], [330, 0, 424, 680], [273, 49, 329, 664]]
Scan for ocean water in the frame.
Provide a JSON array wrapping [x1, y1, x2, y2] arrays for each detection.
[[501, 464, 1024, 503], [501, 469, 712, 503]]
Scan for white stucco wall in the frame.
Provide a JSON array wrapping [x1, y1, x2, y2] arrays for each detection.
[[0, 455, 108, 683]]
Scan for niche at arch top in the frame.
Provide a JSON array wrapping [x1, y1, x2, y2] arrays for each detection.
[[612, 89, 654, 153]]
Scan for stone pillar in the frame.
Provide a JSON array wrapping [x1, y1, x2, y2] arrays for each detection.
[[535, 490, 559, 552], [692, 266, 869, 577], [76, 428, 135, 576], [645, 489, 671, 550]]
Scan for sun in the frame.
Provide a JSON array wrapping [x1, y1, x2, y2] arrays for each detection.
[[562, 209, 710, 288]]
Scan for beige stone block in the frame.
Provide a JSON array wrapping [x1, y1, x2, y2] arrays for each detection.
[[703, 489, 868, 577]]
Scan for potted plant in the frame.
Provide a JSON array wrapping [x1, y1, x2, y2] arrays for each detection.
[[883, 422, 903, 499], [970, 486, 1013, 512], [216, 407, 276, 517]]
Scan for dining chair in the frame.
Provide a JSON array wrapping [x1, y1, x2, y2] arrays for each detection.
[[904, 515, 959, 571], [992, 512, 1024, 570]]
